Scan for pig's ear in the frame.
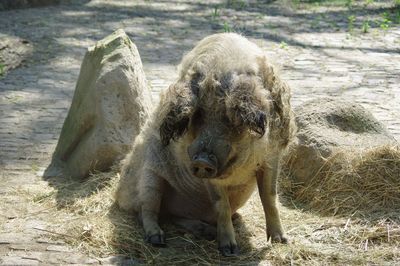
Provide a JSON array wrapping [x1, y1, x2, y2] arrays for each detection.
[[257, 55, 295, 146], [159, 82, 196, 146]]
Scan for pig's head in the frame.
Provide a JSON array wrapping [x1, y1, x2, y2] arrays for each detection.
[[158, 71, 271, 180]]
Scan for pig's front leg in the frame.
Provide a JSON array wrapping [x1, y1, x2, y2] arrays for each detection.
[[139, 171, 166, 246], [256, 157, 288, 243], [206, 182, 239, 256]]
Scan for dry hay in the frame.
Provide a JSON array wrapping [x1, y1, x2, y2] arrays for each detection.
[[282, 145, 400, 219], [33, 169, 269, 265], [22, 147, 400, 265]]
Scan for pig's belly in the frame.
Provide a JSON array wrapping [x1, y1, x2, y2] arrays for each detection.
[[228, 179, 257, 213], [162, 179, 257, 224], [162, 183, 217, 223]]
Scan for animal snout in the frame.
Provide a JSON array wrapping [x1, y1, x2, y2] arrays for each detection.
[[191, 153, 218, 179]]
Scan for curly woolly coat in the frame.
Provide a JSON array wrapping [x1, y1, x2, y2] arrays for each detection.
[[116, 33, 296, 256]]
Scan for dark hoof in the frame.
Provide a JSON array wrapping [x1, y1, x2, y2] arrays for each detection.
[[146, 234, 166, 247], [274, 236, 288, 244], [269, 234, 288, 244], [219, 244, 240, 257]]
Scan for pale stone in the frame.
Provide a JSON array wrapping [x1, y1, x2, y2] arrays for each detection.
[[284, 97, 397, 184], [44, 29, 152, 179]]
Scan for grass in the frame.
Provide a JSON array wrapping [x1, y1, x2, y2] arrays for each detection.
[[223, 21, 233, 32], [208, 0, 399, 35], [226, 0, 247, 10], [293, 0, 398, 7], [279, 41, 289, 49], [211, 5, 220, 20], [291, 0, 400, 34], [208, 4, 235, 33], [208, 3, 236, 33], [362, 19, 370, 32], [12, 145, 399, 265], [292, 0, 357, 8], [348, 15, 356, 33], [0, 63, 5, 76], [380, 12, 392, 30]]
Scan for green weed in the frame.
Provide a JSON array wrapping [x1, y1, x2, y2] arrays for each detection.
[[211, 5, 220, 20], [362, 20, 370, 33], [345, 0, 353, 8], [31, 163, 40, 172], [226, 0, 246, 9], [0, 63, 5, 76], [223, 21, 233, 32], [279, 41, 288, 49], [348, 15, 356, 32], [380, 12, 392, 30], [395, 10, 400, 23], [380, 19, 391, 30]]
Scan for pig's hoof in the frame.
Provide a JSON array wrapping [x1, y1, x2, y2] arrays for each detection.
[[268, 230, 288, 244], [273, 235, 288, 244], [146, 233, 166, 247], [219, 244, 240, 257]]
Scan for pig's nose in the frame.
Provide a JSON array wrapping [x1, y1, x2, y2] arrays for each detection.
[[191, 153, 217, 179]]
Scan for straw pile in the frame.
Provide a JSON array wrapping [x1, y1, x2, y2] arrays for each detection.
[[27, 145, 400, 264], [36, 169, 268, 265], [282, 145, 400, 218]]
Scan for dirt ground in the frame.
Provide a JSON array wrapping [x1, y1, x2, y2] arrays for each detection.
[[0, 0, 399, 264]]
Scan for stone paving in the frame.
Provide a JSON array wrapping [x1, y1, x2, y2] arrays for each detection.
[[0, 0, 399, 264]]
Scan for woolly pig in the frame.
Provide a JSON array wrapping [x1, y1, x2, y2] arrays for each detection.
[[116, 33, 296, 256]]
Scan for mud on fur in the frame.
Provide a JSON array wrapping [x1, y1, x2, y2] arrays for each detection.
[[115, 33, 296, 256]]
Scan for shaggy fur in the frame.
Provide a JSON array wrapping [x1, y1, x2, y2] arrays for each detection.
[[116, 33, 296, 256]]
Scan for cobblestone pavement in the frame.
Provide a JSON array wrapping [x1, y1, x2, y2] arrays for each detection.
[[1, 0, 399, 264]]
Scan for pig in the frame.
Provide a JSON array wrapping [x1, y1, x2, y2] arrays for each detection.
[[115, 33, 296, 256]]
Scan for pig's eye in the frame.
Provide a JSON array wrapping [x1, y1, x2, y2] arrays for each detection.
[[231, 108, 266, 137], [221, 114, 231, 125], [247, 110, 266, 137], [191, 109, 204, 127]]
